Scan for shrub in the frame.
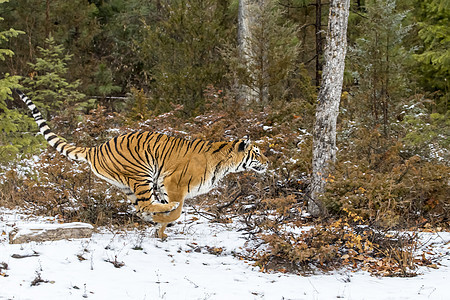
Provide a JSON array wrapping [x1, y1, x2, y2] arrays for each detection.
[[253, 208, 423, 277], [324, 129, 449, 228]]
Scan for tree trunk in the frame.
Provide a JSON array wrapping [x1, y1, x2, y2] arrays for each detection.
[[237, 0, 264, 104], [309, 0, 350, 217], [315, 0, 323, 87], [45, 0, 51, 37]]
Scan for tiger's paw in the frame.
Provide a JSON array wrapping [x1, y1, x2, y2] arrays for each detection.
[[155, 230, 168, 241]]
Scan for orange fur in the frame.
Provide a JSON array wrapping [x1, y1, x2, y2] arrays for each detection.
[[16, 90, 268, 239]]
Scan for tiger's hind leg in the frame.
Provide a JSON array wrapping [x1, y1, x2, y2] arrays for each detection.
[[151, 184, 187, 239], [128, 178, 179, 223], [117, 187, 157, 224], [152, 203, 184, 240]]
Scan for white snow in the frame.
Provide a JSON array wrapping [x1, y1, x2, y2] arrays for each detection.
[[1, 208, 449, 300]]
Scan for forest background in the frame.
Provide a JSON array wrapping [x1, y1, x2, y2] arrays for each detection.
[[0, 0, 449, 275]]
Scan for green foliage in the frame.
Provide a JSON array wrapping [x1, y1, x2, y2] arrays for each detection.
[[223, 0, 300, 106], [86, 63, 122, 111], [128, 88, 151, 122], [91, 63, 121, 97], [0, 0, 100, 84], [0, 7, 24, 61], [325, 128, 449, 228], [0, 0, 43, 164], [413, 0, 450, 112], [91, 0, 156, 89], [22, 36, 87, 118], [347, 0, 412, 136], [138, 0, 233, 115], [402, 106, 449, 162]]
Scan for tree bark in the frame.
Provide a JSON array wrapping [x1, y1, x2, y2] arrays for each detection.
[[315, 0, 323, 87], [309, 0, 350, 217], [237, 0, 265, 104]]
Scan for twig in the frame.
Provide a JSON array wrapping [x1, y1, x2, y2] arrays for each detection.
[[217, 192, 242, 211], [189, 205, 216, 220], [308, 278, 319, 295], [184, 276, 199, 288]]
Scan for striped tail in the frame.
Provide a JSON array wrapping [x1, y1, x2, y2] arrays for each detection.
[[15, 89, 89, 162]]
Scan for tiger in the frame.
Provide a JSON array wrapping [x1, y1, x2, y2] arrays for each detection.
[[15, 90, 268, 239]]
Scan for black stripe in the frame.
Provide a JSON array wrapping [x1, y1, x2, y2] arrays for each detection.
[[212, 142, 227, 154], [155, 133, 163, 143], [54, 140, 63, 149], [111, 136, 147, 172], [192, 139, 203, 151], [90, 147, 103, 176], [136, 197, 151, 203], [188, 176, 192, 193], [136, 189, 152, 196], [47, 134, 58, 142], [197, 141, 207, 153], [97, 147, 122, 180], [238, 141, 246, 152]]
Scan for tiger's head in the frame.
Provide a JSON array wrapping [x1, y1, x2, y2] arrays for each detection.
[[233, 139, 269, 174]]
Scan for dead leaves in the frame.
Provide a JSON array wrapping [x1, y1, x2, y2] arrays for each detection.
[[185, 243, 225, 256], [251, 207, 445, 277]]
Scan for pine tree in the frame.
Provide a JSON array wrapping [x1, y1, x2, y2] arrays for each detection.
[[129, 88, 151, 121], [92, 0, 157, 89], [0, 0, 42, 164], [347, 0, 411, 137], [22, 36, 86, 119], [88, 63, 122, 110], [226, 0, 300, 106], [413, 0, 449, 112], [138, 0, 232, 115]]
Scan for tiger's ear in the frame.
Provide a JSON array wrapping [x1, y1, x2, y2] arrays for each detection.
[[238, 138, 251, 152]]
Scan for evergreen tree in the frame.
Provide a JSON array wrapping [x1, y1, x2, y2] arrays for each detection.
[[92, 0, 157, 89], [139, 0, 233, 115], [87, 63, 121, 111], [22, 36, 86, 119], [347, 0, 411, 137], [225, 0, 300, 106], [128, 88, 151, 121], [413, 0, 449, 112], [0, 0, 42, 164], [0, 0, 100, 86]]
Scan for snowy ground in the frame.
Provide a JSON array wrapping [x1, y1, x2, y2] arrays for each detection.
[[1, 208, 449, 300]]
